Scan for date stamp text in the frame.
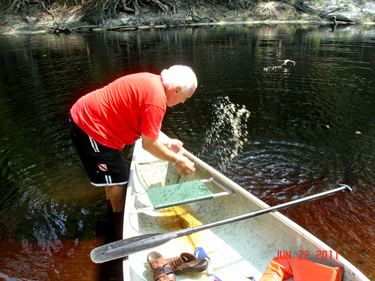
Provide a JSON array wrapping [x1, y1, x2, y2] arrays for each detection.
[[277, 250, 339, 260]]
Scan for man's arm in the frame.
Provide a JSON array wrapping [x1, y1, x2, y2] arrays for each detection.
[[141, 134, 196, 176]]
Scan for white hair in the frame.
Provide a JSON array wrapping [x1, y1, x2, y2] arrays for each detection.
[[161, 65, 198, 95]]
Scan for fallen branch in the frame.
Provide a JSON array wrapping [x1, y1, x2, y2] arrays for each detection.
[[286, 0, 320, 15], [69, 25, 98, 31], [282, 0, 357, 23], [54, 24, 71, 34]]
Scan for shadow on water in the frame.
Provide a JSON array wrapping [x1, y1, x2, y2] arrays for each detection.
[[0, 24, 374, 280]]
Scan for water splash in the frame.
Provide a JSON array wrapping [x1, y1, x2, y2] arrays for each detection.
[[203, 96, 251, 171]]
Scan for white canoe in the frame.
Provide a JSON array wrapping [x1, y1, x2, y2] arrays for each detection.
[[122, 133, 369, 281]]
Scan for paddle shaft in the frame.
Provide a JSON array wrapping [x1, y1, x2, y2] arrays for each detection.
[[99, 184, 351, 261], [172, 184, 352, 238]]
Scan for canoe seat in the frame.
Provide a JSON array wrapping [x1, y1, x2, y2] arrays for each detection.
[[132, 177, 234, 213]]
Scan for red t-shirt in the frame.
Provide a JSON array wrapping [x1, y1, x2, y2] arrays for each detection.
[[70, 73, 166, 150]]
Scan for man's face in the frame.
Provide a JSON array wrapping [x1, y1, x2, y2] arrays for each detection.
[[167, 86, 196, 107]]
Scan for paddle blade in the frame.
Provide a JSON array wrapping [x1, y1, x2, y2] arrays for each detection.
[[90, 232, 176, 263]]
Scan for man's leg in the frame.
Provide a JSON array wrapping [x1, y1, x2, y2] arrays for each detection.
[[99, 185, 126, 280], [68, 114, 128, 242], [105, 184, 126, 212], [105, 184, 126, 242]]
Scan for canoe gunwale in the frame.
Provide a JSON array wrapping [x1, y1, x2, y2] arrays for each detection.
[[122, 133, 370, 281]]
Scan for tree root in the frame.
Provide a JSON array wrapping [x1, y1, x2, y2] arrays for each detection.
[[149, 0, 169, 14], [7, 0, 28, 14], [41, 1, 56, 20], [188, 5, 214, 22], [122, 0, 134, 12]]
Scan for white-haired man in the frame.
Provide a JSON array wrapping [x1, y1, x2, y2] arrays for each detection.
[[68, 65, 197, 240]]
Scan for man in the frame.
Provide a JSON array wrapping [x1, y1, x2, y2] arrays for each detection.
[[68, 65, 197, 240]]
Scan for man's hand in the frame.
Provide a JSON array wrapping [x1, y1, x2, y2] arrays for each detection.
[[167, 139, 184, 154], [173, 155, 196, 176], [141, 134, 196, 176]]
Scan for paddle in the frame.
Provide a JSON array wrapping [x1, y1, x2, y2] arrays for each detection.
[[91, 184, 352, 263]]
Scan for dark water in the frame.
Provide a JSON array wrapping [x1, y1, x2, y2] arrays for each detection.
[[0, 24, 374, 280]]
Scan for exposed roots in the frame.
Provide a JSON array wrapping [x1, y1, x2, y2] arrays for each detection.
[[80, 0, 177, 24], [149, 0, 169, 14], [6, 0, 29, 14]]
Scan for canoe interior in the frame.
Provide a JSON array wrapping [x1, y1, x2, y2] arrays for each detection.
[[122, 139, 369, 281]]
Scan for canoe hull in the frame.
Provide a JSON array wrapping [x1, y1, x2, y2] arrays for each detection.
[[122, 133, 369, 281]]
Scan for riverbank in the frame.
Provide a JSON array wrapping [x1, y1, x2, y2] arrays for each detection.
[[1, 0, 375, 35]]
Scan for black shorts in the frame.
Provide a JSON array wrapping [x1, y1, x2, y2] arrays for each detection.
[[68, 113, 129, 187]]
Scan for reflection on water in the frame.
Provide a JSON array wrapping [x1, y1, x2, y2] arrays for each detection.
[[0, 25, 375, 280]]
